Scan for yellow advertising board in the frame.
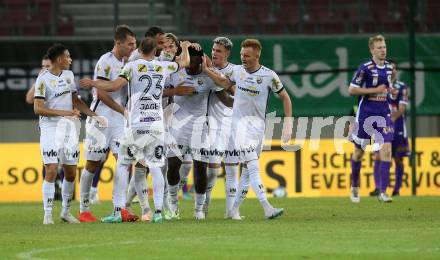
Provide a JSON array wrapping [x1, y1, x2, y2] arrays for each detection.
[[1, 138, 439, 202]]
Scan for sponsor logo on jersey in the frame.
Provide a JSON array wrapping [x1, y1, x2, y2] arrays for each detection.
[[167, 64, 176, 71], [104, 65, 111, 78], [257, 76, 263, 84], [197, 78, 203, 85], [238, 85, 259, 96], [138, 64, 148, 72], [355, 70, 364, 84], [66, 78, 72, 84], [38, 82, 45, 95], [154, 65, 163, 72], [54, 90, 70, 97], [140, 116, 161, 122]]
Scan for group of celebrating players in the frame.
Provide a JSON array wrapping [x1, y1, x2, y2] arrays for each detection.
[[34, 25, 292, 224], [32, 24, 409, 225]]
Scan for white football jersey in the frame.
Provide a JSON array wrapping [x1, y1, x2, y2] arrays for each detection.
[[34, 70, 77, 127], [120, 59, 179, 128], [208, 63, 235, 130], [230, 65, 284, 133], [169, 69, 222, 125], [89, 52, 127, 127]]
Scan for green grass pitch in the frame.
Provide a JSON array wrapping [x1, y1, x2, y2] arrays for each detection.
[[1, 197, 439, 259]]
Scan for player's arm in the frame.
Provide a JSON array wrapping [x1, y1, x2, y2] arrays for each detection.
[[201, 56, 233, 89], [391, 88, 408, 122], [215, 90, 234, 107], [79, 77, 127, 92], [72, 94, 97, 117], [25, 84, 36, 104], [278, 89, 293, 143], [34, 98, 79, 117], [176, 41, 191, 68], [96, 89, 125, 115], [163, 84, 195, 97]]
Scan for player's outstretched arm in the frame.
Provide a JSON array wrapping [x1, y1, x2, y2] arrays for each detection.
[[348, 84, 387, 96], [201, 56, 232, 89], [79, 77, 127, 92], [72, 94, 107, 127], [278, 89, 293, 143], [33, 98, 79, 117], [163, 84, 196, 97]]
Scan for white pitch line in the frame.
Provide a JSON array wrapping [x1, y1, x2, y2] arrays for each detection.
[[17, 240, 137, 260]]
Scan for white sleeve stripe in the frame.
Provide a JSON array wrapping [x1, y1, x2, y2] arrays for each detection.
[[350, 83, 360, 88]]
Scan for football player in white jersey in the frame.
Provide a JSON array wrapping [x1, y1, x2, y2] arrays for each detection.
[[124, 33, 196, 221], [166, 44, 231, 220], [80, 37, 191, 223], [202, 37, 239, 217], [78, 25, 137, 223], [224, 39, 292, 220], [34, 43, 106, 224]]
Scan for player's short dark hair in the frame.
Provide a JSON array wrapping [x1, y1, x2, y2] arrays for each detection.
[[213, 37, 233, 51], [42, 54, 49, 60], [188, 45, 203, 57], [144, 26, 164, 38], [139, 37, 156, 55], [46, 43, 68, 62], [114, 24, 135, 42]]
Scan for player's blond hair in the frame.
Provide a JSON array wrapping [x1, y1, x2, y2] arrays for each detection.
[[241, 39, 262, 54], [368, 35, 385, 50]]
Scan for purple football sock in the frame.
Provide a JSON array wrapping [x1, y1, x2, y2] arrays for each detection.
[[351, 159, 362, 187], [373, 159, 380, 189], [393, 162, 404, 193], [379, 161, 391, 193]]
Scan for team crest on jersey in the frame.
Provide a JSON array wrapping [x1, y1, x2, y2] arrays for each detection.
[[197, 78, 204, 85], [104, 65, 111, 78], [256, 76, 263, 84], [66, 78, 72, 84], [372, 74, 378, 86], [240, 72, 246, 80], [138, 64, 148, 72], [38, 82, 45, 95], [167, 64, 176, 71], [154, 65, 163, 72], [50, 80, 57, 87]]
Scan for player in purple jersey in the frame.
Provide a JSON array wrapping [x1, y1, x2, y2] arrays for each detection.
[[348, 35, 395, 203], [370, 62, 409, 196]]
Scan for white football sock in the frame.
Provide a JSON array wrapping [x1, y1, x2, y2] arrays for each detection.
[[247, 160, 272, 213], [225, 165, 238, 212], [133, 166, 150, 214], [79, 169, 93, 213], [61, 180, 75, 216], [179, 163, 192, 188], [194, 193, 206, 212], [168, 184, 179, 211], [113, 161, 130, 209], [231, 166, 250, 213], [205, 167, 219, 208], [126, 175, 136, 207], [150, 167, 164, 212], [42, 180, 55, 216]]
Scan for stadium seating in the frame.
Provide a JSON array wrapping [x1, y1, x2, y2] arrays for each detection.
[[0, 0, 74, 36]]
